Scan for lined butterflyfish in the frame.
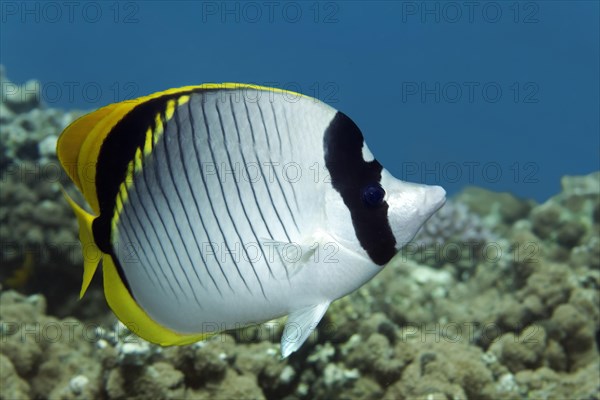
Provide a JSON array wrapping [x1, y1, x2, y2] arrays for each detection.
[[57, 84, 446, 357]]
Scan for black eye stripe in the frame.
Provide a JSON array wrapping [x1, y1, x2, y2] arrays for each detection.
[[323, 112, 396, 266]]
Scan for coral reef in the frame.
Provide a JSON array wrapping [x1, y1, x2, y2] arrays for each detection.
[[0, 66, 103, 319], [411, 198, 502, 279], [1, 67, 598, 399], [2, 172, 599, 398]]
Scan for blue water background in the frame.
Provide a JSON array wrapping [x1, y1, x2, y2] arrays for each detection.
[[1, 1, 598, 202]]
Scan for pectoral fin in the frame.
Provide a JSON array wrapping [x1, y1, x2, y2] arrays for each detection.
[[261, 238, 316, 281], [262, 230, 335, 282], [281, 302, 330, 358]]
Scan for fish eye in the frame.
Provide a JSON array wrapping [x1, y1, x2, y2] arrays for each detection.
[[362, 183, 386, 207]]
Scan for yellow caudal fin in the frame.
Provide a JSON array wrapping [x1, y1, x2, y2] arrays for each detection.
[[57, 104, 121, 192], [62, 188, 102, 298]]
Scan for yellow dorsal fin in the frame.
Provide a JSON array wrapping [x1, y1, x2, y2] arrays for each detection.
[[61, 188, 102, 298]]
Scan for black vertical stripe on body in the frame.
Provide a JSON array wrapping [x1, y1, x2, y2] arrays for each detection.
[[116, 217, 157, 289], [229, 98, 291, 283], [151, 114, 205, 308], [161, 110, 209, 294], [323, 112, 397, 266], [257, 101, 299, 232], [256, 100, 272, 151], [200, 99, 261, 297], [140, 147, 195, 302], [131, 166, 187, 303], [186, 100, 233, 292], [213, 100, 270, 275], [121, 195, 180, 302], [116, 190, 161, 291], [278, 104, 301, 214], [215, 102, 275, 280], [269, 102, 284, 157], [243, 101, 292, 244], [174, 104, 223, 296], [229, 98, 276, 241]]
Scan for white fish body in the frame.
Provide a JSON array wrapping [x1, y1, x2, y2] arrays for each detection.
[[57, 85, 446, 357]]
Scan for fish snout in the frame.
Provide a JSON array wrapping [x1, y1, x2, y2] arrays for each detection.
[[381, 171, 447, 248], [421, 185, 446, 216]]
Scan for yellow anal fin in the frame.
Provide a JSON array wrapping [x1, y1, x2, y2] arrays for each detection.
[[62, 188, 102, 298], [102, 254, 212, 346]]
